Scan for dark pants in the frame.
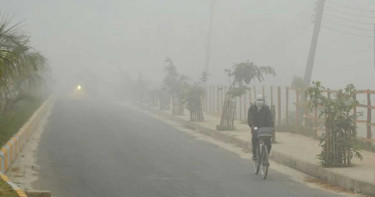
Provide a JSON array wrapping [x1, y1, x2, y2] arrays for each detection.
[[252, 130, 272, 156]]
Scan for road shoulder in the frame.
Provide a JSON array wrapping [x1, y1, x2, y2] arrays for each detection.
[[126, 103, 365, 197]]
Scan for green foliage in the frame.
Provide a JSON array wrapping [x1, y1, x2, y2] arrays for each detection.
[[162, 57, 189, 115], [200, 71, 208, 83], [0, 96, 43, 146], [185, 83, 204, 121], [0, 18, 48, 116], [307, 82, 362, 167], [225, 61, 276, 97], [218, 61, 276, 130], [291, 76, 306, 88], [162, 57, 189, 97], [162, 57, 178, 90], [0, 178, 19, 197]]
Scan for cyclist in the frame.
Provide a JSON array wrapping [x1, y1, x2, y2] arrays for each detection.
[[247, 95, 274, 160]]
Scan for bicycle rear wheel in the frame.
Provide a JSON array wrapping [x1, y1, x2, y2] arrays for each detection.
[[260, 145, 269, 179]]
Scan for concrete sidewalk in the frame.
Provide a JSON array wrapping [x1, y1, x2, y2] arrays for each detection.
[[144, 106, 375, 196]]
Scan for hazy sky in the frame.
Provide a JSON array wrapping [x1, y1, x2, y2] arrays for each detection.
[[1, 0, 374, 89]]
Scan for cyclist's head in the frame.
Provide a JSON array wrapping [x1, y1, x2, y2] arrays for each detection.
[[256, 94, 265, 109]]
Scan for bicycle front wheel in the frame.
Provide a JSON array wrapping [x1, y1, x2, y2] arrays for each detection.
[[253, 147, 261, 175], [260, 145, 269, 179], [252, 159, 259, 174]]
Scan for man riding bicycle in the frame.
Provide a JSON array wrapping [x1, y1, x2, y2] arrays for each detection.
[[247, 95, 274, 160]]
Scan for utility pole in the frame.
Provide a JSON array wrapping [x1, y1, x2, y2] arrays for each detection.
[[303, 0, 326, 86], [204, 0, 215, 78]]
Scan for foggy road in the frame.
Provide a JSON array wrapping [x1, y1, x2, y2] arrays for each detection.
[[34, 98, 341, 197]]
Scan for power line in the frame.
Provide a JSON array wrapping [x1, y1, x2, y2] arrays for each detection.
[[325, 5, 374, 19], [296, 7, 314, 22], [296, 1, 316, 17], [287, 21, 313, 42], [258, 0, 316, 55], [323, 19, 374, 32], [262, 2, 314, 42], [288, 12, 313, 32], [326, 1, 375, 13], [322, 25, 373, 38], [266, 16, 314, 53], [323, 12, 374, 26], [289, 17, 313, 35], [287, 3, 315, 35]]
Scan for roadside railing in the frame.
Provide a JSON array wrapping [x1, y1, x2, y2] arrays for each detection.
[[203, 85, 375, 143]]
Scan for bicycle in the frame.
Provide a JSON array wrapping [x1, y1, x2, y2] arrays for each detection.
[[252, 127, 273, 179]]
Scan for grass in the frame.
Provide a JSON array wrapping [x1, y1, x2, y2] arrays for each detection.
[[0, 96, 44, 147], [0, 178, 18, 197], [0, 96, 45, 196]]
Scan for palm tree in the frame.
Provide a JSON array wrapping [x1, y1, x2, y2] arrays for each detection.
[[0, 18, 48, 115]]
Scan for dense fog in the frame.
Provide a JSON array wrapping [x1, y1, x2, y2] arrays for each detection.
[[2, 0, 374, 95]]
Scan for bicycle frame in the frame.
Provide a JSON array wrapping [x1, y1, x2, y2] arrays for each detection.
[[254, 136, 270, 179]]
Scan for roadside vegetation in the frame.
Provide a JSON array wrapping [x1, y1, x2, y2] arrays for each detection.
[[131, 56, 371, 168], [307, 82, 362, 167], [217, 61, 276, 131], [0, 179, 18, 197], [0, 18, 49, 148], [0, 16, 49, 196], [0, 96, 43, 146]]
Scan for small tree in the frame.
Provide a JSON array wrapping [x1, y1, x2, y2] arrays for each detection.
[[307, 82, 362, 167], [162, 57, 188, 115], [148, 88, 160, 107], [185, 83, 204, 121], [185, 72, 207, 121], [291, 76, 306, 89], [158, 89, 170, 110], [133, 74, 150, 102], [291, 76, 308, 127], [217, 61, 276, 131]]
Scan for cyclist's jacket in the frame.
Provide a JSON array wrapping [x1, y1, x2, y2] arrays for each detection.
[[247, 104, 274, 129]]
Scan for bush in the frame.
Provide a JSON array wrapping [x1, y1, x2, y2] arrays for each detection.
[[307, 82, 362, 167], [0, 96, 44, 146]]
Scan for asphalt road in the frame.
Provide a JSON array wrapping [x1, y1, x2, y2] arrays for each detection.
[[34, 98, 342, 197]]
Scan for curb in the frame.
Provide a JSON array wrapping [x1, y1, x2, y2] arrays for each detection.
[[0, 172, 28, 197], [0, 95, 55, 197], [25, 191, 51, 197], [141, 105, 375, 196]]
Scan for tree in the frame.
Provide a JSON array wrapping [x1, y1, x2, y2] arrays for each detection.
[[0, 18, 48, 115], [307, 82, 362, 167], [291, 76, 307, 126], [185, 72, 207, 121], [217, 61, 276, 131], [291, 76, 306, 89], [162, 57, 188, 115], [133, 74, 150, 103]]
